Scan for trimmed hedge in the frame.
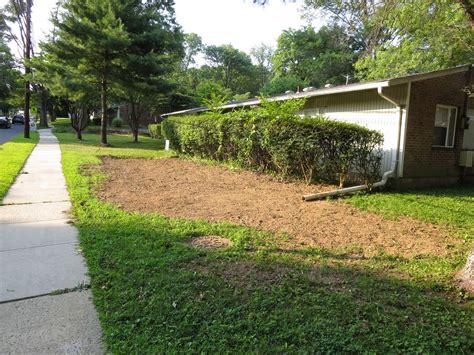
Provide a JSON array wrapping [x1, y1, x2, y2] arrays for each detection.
[[111, 117, 122, 128], [162, 101, 383, 187], [148, 124, 161, 138]]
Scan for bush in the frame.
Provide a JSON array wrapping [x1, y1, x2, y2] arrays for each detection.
[[148, 124, 161, 138], [111, 117, 122, 128], [162, 100, 383, 186]]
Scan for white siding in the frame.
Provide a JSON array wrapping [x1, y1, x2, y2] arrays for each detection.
[[301, 85, 408, 174]]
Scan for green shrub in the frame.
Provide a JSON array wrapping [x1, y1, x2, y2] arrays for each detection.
[[111, 117, 122, 128], [162, 117, 182, 150], [148, 124, 161, 138], [162, 100, 384, 186]]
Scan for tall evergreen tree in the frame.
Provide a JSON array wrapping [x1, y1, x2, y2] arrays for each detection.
[[113, 0, 182, 142], [42, 0, 130, 145]]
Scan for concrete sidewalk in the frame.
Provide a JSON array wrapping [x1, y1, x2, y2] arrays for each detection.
[[0, 129, 103, 354]]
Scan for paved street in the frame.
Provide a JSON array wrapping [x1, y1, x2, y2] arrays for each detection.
[[0, 129, 103, 354], [0, 124, 24, 145]]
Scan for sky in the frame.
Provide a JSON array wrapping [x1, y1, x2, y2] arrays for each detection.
[[1, 0, 320, 60]]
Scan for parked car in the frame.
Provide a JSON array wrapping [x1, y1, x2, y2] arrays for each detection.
[[12, 115, 24, 124], [0, 116, 11, 129]]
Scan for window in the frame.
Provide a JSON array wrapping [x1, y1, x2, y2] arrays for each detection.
[[432, 105, 457, 147]]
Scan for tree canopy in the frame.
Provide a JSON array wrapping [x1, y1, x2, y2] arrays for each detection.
[[38, 0, 182, 144], [0, 30, 18, 105], [272, 25, 356, 87], [355, 0, 474, 80], [302, 0, 474, 80]]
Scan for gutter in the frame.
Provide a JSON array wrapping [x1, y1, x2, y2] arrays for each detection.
[[303, 85, 405, 201]]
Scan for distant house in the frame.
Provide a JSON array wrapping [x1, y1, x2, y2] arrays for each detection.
[[163, 65, 474, 188]]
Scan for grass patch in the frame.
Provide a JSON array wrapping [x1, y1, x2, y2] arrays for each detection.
[[348, 187, 474, 239], [0, 132, 39, 201], [51, 117, 149, 136], [56, 131, 474, 353]]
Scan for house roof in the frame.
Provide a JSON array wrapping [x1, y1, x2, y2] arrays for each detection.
[[162, 64, 473, 117]]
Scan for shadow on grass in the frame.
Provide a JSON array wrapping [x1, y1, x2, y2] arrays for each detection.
[[76, 205, 474, 353]]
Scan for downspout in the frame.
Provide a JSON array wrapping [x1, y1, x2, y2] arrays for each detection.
[[303, 86, 405, 201]]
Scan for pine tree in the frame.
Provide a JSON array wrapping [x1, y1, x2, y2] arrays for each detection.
[[42, 0, 130, 145], [112, 0, 183, 142]]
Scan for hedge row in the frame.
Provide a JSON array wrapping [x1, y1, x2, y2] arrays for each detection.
[[162, 102, 383, 187], [148, 124, 161, 138]]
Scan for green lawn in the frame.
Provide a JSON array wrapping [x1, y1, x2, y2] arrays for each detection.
[[348, 187, 474, 235], [52, 117, 145, 136], [56, 131, 474, 353], [0, 132, 39, 201]]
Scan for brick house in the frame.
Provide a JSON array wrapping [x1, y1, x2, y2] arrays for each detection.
[[163, 65, 474, 188]]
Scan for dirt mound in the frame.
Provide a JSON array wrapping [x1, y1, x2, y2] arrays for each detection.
[[97, 157, 460, 258], [188, 236, 232, 250]]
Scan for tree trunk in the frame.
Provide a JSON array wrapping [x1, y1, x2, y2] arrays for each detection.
[[23, 0, 32, 138], [458, 0, 474, 28], [24, 83, 30, 138], [48, 101, 56, 122], [100, 78, 108, 146], [71, 106, 88, 141], [39, 90, 48, 128], [459, 247, 474, 296], [130, 99, 139, 143]]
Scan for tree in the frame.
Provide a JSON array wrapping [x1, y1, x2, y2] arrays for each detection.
[[302, 0, 398, 54], [261, 75, 308, 96], [33, 49, 98, 140], [204, 44, 259, 95], [355, 0, 474, 80], [195, 79, 232, 103], [3, 0, 34, 138], [0, 39, 18, 105], [43, 0, 130, 146], [182, 33, 202, 72], [113, 0, 182, 143], [272, 26, 356, 88], [250, 43, 273, 87], [458, 0, 474, 27]]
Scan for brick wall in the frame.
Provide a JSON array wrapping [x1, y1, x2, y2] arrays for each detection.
[[402, 69, 473, 180]]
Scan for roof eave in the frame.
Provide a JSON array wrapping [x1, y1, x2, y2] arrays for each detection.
[[387, 64, 472, 86]]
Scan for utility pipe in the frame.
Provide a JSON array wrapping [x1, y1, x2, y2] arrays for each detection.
[[303, 86, 405, 201]]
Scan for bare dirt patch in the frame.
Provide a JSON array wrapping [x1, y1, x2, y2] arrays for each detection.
[[188, 235, 232, 250], [97, 157, 460, 257]]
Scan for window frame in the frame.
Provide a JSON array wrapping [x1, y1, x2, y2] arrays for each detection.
[[432, 104, 458, 148]]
